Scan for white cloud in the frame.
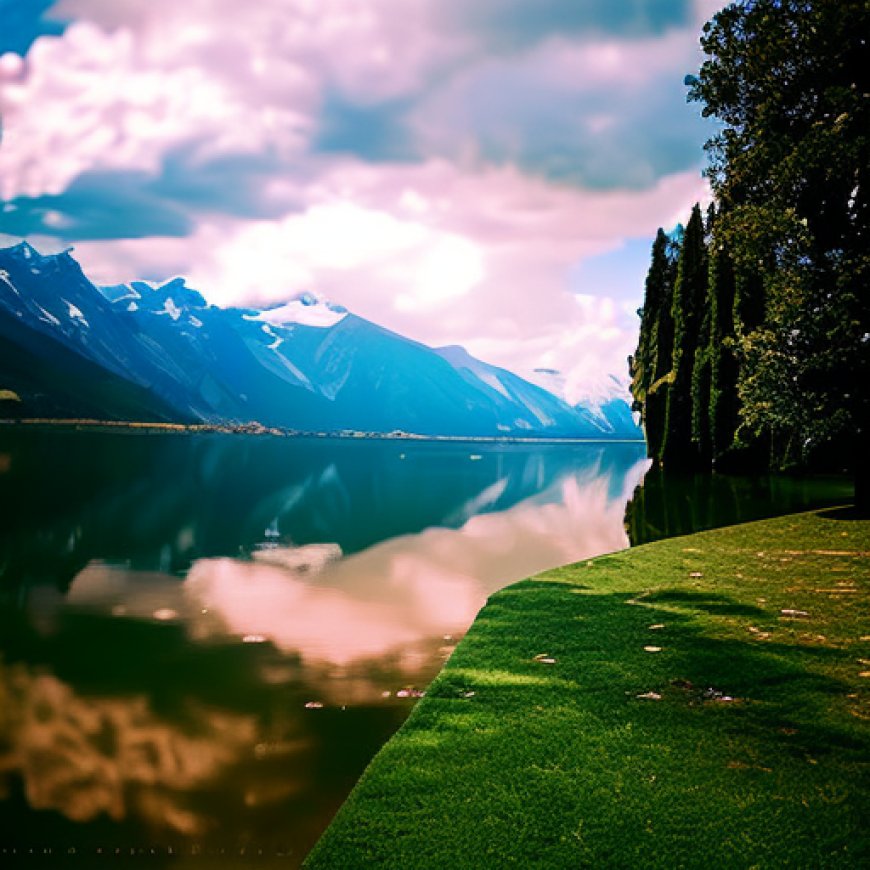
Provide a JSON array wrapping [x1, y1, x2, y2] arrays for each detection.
[[0, 19, 317, 199], [56, 0, 467, 101], [150, 201, 487, 312]]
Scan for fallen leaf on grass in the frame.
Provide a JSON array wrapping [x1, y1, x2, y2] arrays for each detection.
[[703, 688, 736, 702]]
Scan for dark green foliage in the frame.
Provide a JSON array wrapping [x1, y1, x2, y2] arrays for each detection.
[[687, 0, 870, 504], [635, 0, 868, 503], [632, 207, 745, 470], [662, 204, 708, 468], [632, 229, 670, 401], [630, 229, 677, 461], [690, 328, 711, 462], [705, 234, 740, 461]]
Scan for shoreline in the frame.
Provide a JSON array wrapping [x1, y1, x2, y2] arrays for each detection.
[[0, 417, 645, 445], [305, 508, 870, 868]]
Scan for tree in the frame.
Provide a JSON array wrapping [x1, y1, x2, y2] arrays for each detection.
[[631, 227, 680, 462], [688, 0, 870, 508], [631, 229, 672, 459], [704, 230, 740, 463], [661, 204, 708, 468]]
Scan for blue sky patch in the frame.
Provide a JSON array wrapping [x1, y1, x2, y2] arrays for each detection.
[[0, 0, 65, 55]]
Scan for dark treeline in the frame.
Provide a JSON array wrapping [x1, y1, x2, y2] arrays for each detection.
[[630, 0, 869, 510]]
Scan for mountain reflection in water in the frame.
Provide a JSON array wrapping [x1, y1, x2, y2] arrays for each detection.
[[0, 431, 648, 865]]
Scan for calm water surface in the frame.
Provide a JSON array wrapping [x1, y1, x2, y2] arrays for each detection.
[[0, 430, 849, 866]]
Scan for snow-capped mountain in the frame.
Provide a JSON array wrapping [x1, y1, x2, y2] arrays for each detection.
[[0, 242, 642, 439]]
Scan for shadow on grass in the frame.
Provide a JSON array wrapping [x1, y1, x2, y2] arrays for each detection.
[[412, 580, 862, 772], [639, 588, 767, 617], [815, 505, 866, 521]]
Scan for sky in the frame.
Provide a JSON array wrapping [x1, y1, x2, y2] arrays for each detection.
[[0, 0, 718, 401]]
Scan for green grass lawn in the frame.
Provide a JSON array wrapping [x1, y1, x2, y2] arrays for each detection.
[[305, 508, 870, 868]]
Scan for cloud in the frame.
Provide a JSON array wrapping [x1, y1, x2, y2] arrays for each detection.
[[0, 17, 316, 200], [54, 0, 467, 103], [408, 30, 711, 189], [76, 199, 488, 313]]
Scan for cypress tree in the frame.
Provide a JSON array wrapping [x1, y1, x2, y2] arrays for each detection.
[[690, 296, 712, 464], [706, 231, 740, 463], [631, 228, 678, 462], [661, 204, 707, 468]]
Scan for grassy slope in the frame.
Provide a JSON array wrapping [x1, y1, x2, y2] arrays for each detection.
[[306, 509, 870, 868]]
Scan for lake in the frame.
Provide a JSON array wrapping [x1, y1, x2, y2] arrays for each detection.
[[0, 429, 850, 866]]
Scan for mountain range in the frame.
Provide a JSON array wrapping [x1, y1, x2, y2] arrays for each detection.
[[0, 242, 641, 439]]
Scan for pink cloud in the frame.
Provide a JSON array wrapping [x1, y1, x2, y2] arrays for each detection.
[[0, 18, 317, 200]]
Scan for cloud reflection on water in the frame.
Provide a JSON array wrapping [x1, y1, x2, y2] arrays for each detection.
[[0, 661, 266, 836], [72, 457, 650, 670]]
